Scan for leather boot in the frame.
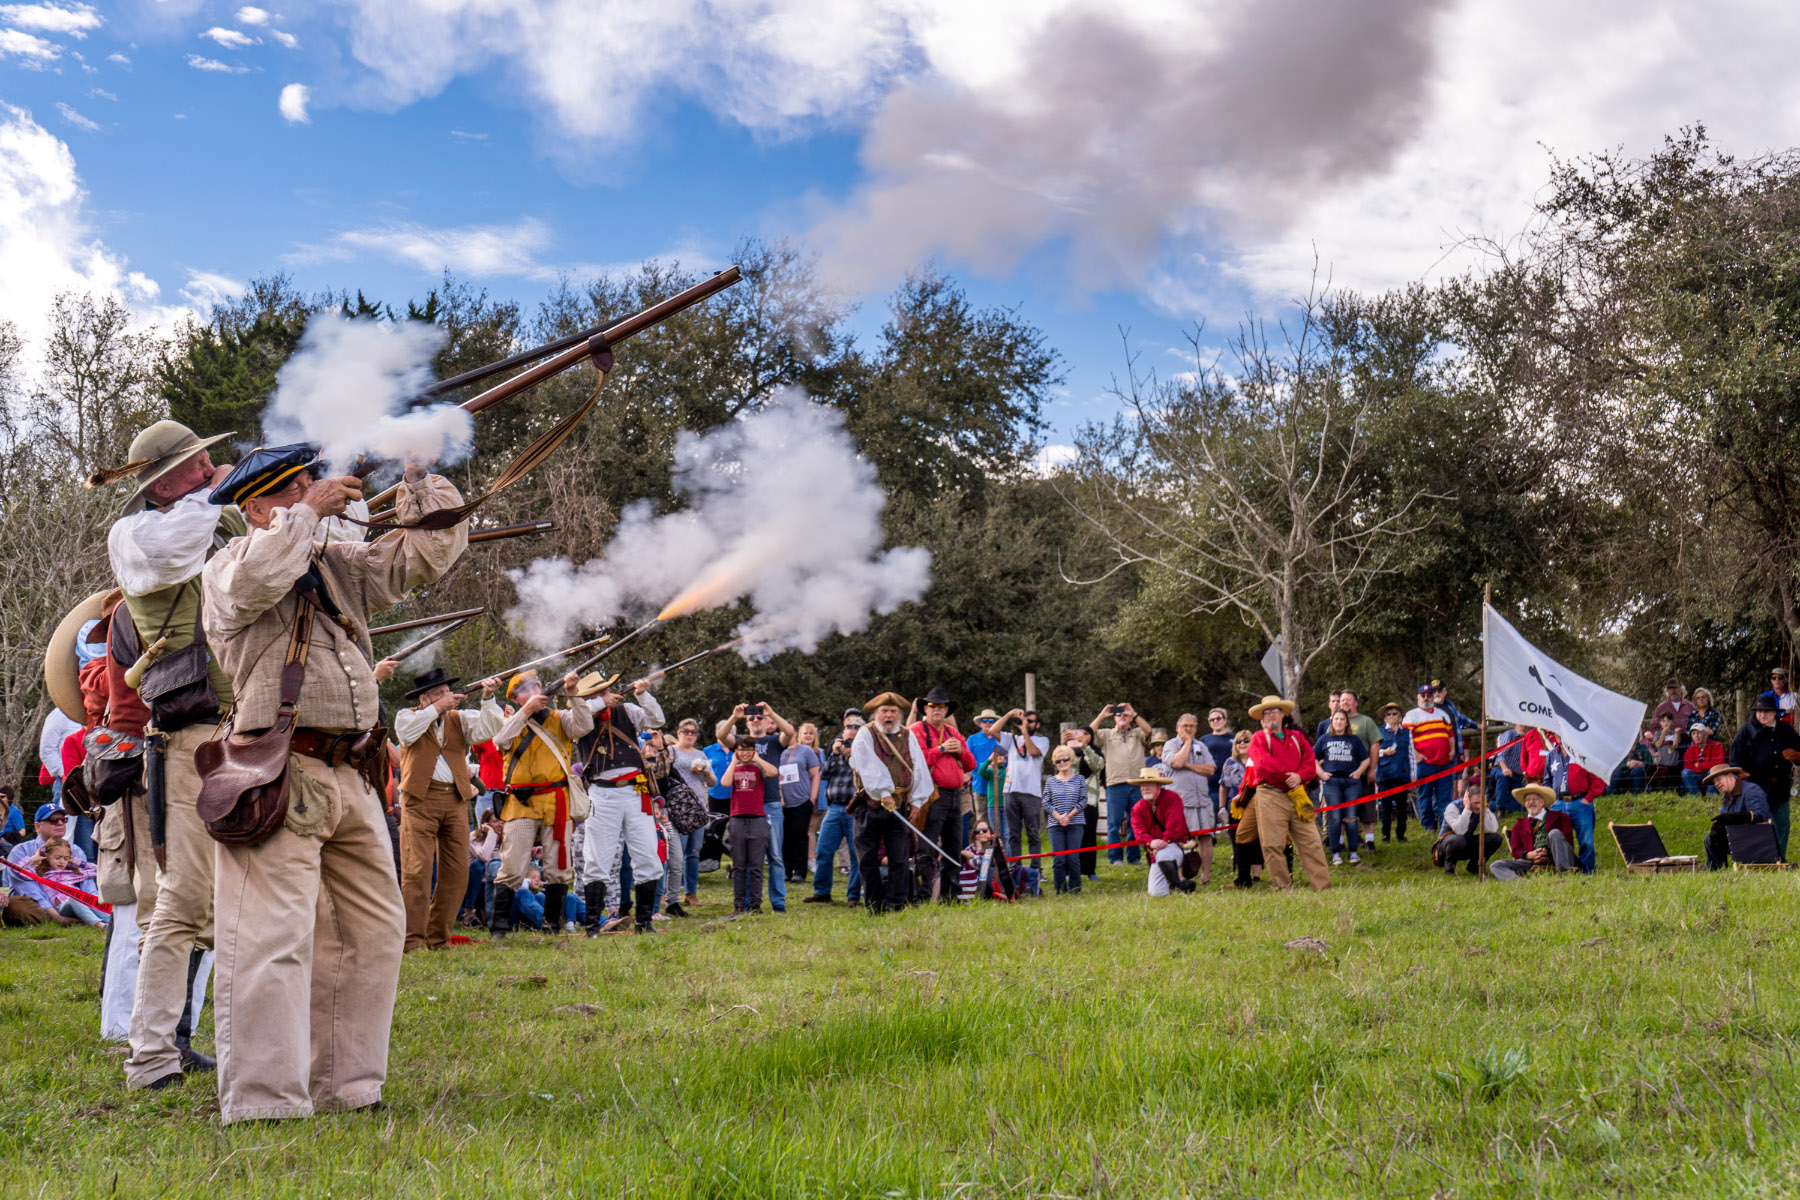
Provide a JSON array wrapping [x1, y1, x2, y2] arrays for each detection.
[[542, 883, 568, 932], [489, 887, 515, 940], [634, 882, 659, 932], [583, 881, 606, 937], [1232, 840, 1256, 889], [1156, 860, 1194, 894]]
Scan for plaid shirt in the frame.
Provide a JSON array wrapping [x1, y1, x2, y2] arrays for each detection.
[[820, 750, 858, 806]]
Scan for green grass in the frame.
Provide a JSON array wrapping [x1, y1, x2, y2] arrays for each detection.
[[4, 790, 1798, 1198]]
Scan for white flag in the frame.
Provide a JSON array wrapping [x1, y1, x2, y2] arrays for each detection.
[[1483, 604, 1646, 776], [1260, 638, 1284, 694]]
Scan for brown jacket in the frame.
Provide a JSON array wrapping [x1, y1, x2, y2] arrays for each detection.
[[201, 476, 467, 733]]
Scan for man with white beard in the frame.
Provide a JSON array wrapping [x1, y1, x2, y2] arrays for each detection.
[[847, 692, 933, 914]]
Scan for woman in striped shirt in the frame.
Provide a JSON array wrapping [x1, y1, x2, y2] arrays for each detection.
[[1041, 746, 1087, 894]]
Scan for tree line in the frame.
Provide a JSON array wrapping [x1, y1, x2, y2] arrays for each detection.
[[2, 129, 1793, 795]]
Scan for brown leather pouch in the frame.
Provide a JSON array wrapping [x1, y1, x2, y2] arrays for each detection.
[[196, 598, 314, 847]]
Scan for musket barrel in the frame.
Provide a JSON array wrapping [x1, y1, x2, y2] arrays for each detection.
[[368, 606, 487, 637], [468, 520, 555, 544]]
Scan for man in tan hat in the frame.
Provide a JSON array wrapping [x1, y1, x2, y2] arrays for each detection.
[[97, 419, 237, 1093], [1127, 769, 1194, 895], [201, 450, 468, 1123], [848, 692, 932, 913], [490, 667, 593, 937], [573, 673, 666, 934], [1701, 763, 1774, 870], [1242, 696, 1330, 890], [1487, 784, 1576, 880]]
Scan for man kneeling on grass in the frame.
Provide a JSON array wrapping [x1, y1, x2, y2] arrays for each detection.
[[1701, 763, 1773, 871], [1129, 769, 1195, 895], [1487, 785, 1576, 880], [1438, 790, 1503, 876]]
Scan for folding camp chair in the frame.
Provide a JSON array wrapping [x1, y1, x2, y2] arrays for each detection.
[[1608, 822, 1699, 874], [1726, 823, 1795, 871]]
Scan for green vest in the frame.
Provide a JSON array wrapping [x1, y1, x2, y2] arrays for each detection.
[[122, 506, 247, 706]]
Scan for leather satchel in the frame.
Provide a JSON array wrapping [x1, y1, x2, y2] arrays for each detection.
[[137, 582, 221, 731], [195, 597, 315, 847]]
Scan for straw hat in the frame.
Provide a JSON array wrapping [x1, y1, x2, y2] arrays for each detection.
[[94, 420, 235, 515], [44, 589, 116, 722], [1129, 769, 1174, 788], [573, 671, 622, 699], [1248, 695, 1294, 720], [1511, 784, 1556, 805]]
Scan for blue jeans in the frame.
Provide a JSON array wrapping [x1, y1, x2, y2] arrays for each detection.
[[1048, 822, 1083, 893], [764, 801, 786, 909], [1104, 783, 1141, 864], [1679, 769, 1712, 797], [1415, 770, 1453, 830], [680, 827, 705, 895], [1489, 770, 1523, 813], [1321, 777, 1359, 853], [1552, 799, 1597, 874], [1611, 763, 1645, 794], [483, 857, 501, 917], [461, 859, 485, 916], [513, 887, 546, 928], [813, 804, 862, 900]]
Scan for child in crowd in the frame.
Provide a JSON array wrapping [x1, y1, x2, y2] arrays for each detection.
[[958, 822, 1004, 900], [1041, 746, 1087, 895], [35, 836, 105, 927], [724, 740, 777, 914]]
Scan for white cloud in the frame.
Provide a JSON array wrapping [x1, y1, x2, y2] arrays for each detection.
[[448, 129, 486, 141], [54, 101, 98, 132], [201, 26, 256, 48], [307, 218, 555, 276], [186, 54, 248, 74], [0, 2, 101, 37], [1031, 444, 1076, 476], [104, 51, 127, 64], [180, 269, 244, 311], [88, 87, 114, 100], [0, 27, 59, 63], [235, 5, 270, 25], [278, 81, 309, 123], [269, 28, 296, 48]]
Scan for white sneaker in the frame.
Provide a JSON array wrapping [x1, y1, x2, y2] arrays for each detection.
[[1331, 853, 1343, 866], [563, 920, 578, 932], [1348, 852, 1361, 864], [651, 912, 671, 922]]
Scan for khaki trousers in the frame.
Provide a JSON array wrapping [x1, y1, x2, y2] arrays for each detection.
[[95, 791, 160, 910], [399, 782, 470, 952], [126, 723, 216, 1088], [214, 752, 404, 1123], [1252, 786, 1330, 891], [496, 816, 570, 889]]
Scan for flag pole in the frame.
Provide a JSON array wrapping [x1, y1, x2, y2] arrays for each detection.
[[1478, 583, 1491, 884]]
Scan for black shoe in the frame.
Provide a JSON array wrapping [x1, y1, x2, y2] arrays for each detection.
[[665, 901, 689, 919], [177, 1040, 216, 1073], [147, 1072, 184, 1091], [583, 881, 607, 937], [802, 894, 832, 904], [1397, 833, 1408, 842], [633, 882, 658, 932], [846, 897, 861, 907], [542, 883, 568, 933]]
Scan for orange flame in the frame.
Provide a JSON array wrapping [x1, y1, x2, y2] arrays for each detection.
[[655, 542, 777, 621]]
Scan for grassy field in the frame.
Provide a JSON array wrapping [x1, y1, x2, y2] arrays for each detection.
[[3, 789, 1797, 1198]]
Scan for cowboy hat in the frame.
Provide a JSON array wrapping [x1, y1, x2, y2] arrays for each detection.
[[1511, 783, 1556, 805], [1248, 695, 1294, 719], [920, 686, 955, 714], [404, 666, 461, 701], [44, 589, 116, 722], [95, 420, 236, 515], [1752, 694, 1781, 713], [1703, 762, 1747, 786], [973, 708, 1001, 722], [1129, 769, 1173, 788], [1378, 702, 1402, 716], [862, 691, 910, 714], [573, 671, 623, 698]]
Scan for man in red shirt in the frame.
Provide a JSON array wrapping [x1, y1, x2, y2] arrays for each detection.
[[1680, 724, 1724, 795], [1243, 696, 1330, 891], [1128, 770, 1194, 895], [910, 687, 976, 903]]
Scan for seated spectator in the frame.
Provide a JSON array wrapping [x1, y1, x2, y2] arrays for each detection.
[[2, 806, 87, 926], [463, 813, 502, 927], [1488, 785, 1576, 880], [1613, 729, 1654, 795], [958, 822, 1010, 901], [1702, 763, 1773, 871], [1647, 713, 1685, 791], [1689, 688, 1723, 735], [1680, 724, 1724, 795], [0, 786, 24, 848], [1128, 770, 1194, 895], [1437, 792, 1503, 877], [32, 836, 105, 926], [1651, 678, 1696, 730]]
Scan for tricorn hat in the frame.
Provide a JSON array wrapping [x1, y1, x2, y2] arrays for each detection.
[[920, 686, 955, 714], [94, 420, 236, 515], [1248, 695, 1295, 720], [862, 690, 910, 714], [44, 589, 116, 722], [209, 443, 320, 508], [1511, 783, 1556, 805], [404, 666, 461, 701]]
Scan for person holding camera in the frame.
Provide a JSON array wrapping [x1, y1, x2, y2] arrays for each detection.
[[716, 701, 796, 911], [991, 709, 1048, 861], [1091, 702, 1153, 868], [805, 713, 865, 905], [910, 687, 976, 903]]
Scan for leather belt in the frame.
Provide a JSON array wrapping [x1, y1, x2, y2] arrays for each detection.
[[288, 727, 383, 769]]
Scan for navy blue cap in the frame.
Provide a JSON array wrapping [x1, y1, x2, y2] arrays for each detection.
[[35, 803, 63, 821], [209, 443, 319, 507]]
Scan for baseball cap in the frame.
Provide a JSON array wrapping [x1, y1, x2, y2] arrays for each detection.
[[1416, 683, 1432, 694], [35, 803, 63, 821]]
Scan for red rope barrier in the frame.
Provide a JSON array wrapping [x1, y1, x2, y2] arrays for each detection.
[[1005, 743, 1505, 862], [3, 857, 112, 914]]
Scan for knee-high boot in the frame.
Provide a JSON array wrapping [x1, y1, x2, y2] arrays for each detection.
[[583, 881, 607, 937], [1232, 839, 1256, 888], [634, 882, 659, 932], [489, 887, 515, 940], [1157, 859, 1195, 894], [542, 883, 568, 932]]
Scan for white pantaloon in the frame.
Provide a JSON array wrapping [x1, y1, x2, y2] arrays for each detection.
[[579, 784, 662, 890], [1146, 842, 1186, 896]]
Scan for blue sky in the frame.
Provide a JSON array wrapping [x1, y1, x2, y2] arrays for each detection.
[[3, 1, 1797, 459]]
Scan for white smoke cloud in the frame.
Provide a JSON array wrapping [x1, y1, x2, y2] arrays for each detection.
[[261, 314, 473, 470], [507, 393, 931, 659]]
